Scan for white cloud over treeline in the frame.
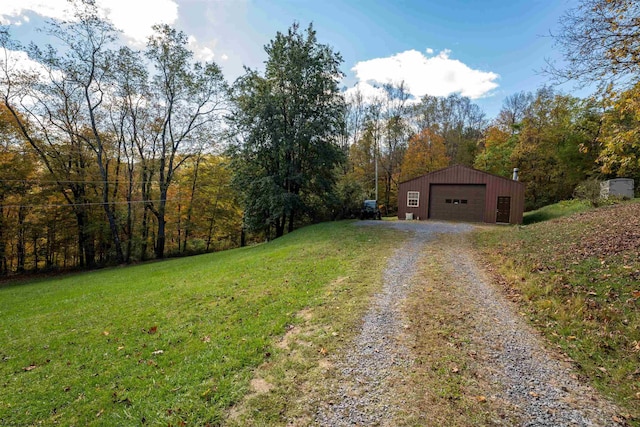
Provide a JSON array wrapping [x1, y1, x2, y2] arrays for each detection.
[[0, 0, 179, 44], [349, 49, 499, 101]]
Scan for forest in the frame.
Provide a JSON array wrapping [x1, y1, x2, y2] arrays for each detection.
[[1, 0, 639, 275]]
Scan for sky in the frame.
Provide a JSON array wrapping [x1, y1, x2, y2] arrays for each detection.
[[0, 0, 584, 119]]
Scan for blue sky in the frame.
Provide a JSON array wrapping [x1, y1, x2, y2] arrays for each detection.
[[0, 0, 583, 119]]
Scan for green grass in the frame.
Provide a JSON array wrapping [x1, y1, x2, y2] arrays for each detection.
[[474, 200, 640, 424], [523, 199, 592, 224], [0, 221, 399, 426]]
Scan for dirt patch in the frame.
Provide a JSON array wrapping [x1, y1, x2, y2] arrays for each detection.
[[250, 378, 274, 394]]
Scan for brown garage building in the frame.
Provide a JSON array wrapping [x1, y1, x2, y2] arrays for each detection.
[[398, 165, 525, 224]]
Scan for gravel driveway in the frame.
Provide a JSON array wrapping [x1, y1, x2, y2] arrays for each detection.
[[315, 220, 622, 426]]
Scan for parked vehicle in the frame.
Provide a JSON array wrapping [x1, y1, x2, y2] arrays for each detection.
[[361, 199, 381, 220]]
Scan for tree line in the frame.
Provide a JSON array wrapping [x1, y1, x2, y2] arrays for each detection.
[[0, 0, 638, 275]]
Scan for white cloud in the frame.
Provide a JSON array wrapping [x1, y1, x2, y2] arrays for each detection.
[[426, 47, 434, 54], [351, 49, 499, 100], [187, 35, 217, 62], [344, 81, 388, 104], [0, 0, 179, 44], [1, 48, 58, 79], [0, 1, 72, 24], [221, 54, 229, 61]]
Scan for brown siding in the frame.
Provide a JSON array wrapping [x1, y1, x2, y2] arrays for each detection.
[[398, 165, 525, 224]]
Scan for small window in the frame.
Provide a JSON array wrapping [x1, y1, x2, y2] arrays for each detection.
[[461, 199, 468, 204], [453, 199, 460, 204], [445, 199, 452, 204], [407, 191, 420, 207]]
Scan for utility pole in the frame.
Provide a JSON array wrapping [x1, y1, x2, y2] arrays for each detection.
[[374, 145, 378, 202]]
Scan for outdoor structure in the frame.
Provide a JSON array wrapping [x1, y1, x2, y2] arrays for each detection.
[[600, 178, 635, 199], [398, 165, 525, 224]]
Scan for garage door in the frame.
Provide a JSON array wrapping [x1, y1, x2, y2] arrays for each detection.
[[429, 184, 486, 222]]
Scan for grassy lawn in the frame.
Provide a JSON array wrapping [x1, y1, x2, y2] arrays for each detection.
[[0, 221, 400, 426], [523, 199, 592, 224], [474, 200, 640, 425]]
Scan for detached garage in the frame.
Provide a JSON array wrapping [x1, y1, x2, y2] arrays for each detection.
[[398, 165, 525, 224]]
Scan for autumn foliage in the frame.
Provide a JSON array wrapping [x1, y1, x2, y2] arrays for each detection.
[[400, 129, 449, 182]]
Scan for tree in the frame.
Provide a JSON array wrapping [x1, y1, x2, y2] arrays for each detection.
[[229, 23, 345, 238], [510, 87, 600, 209], [496, 91, 533, 133], [400, 128, 448, 181], [0, 1, 125, 265], [379, 82, 410, 212], [474, 125, 516, 177], [549, 0, 640, 87], [598, 82, 640, 179], [412, 94, 486, 166], [474, 93, 534, 177], [144, 24, 227, 258]]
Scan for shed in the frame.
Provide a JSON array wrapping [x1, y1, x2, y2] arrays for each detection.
[[398, 165, 525, 224], [600, 178, 634, 199]]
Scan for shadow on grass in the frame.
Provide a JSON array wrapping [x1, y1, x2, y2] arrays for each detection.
[[523, 199, 592, 225]]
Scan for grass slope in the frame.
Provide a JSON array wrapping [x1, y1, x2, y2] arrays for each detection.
[[475, 200, 640, 425], [0, 221, 399, 426]]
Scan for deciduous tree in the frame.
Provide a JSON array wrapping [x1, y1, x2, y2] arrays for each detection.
[[549, 0, 640, 87], [229, 23, 345, 238], [400, 128, 448, 181]]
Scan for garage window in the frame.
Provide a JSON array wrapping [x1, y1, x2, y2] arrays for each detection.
[[407, 191, 420, 207]]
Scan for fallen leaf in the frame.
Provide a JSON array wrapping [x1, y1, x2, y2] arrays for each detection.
[[102, 331, 110, 336], [319, 347, 327, 356], [475, 395, 487, 403], [117, 346, 124, 351], [23, 365, 37, 371], [96, 409, 104, 418], [152, 350, 163, 355], [451, 366, 460, 373], [598, 367, 607, 373], [202, 335, 211, 343], [148, 326, 158, 335]]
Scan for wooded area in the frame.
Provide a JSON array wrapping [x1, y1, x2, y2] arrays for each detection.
[[1, 0, 639, 275]]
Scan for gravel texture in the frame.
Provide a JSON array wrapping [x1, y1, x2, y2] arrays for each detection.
[[314, 220, 621, 427], [449, 248, 620, 426], [314, 221, 471, 426]]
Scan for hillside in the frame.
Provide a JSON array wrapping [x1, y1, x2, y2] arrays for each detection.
[[0, 221, 400, 426], [475, 200, 640, 424]]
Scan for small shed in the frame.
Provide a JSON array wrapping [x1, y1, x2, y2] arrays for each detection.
[[600, 178, 634, 199], [398, 165, 525, 224]]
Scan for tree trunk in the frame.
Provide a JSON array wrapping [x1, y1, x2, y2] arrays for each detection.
[[16, 206, 27, 273], [32, 234, 39, 272], [275, 216, 285, 238], [288, 210, 295, 233], [0, 200, 5, 275], [140, 206, 150, 261], [183, 155, 202, 253], [155, 216, 166, 259], [154, 187, 168, 259], [76, 210, 95, 268]]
